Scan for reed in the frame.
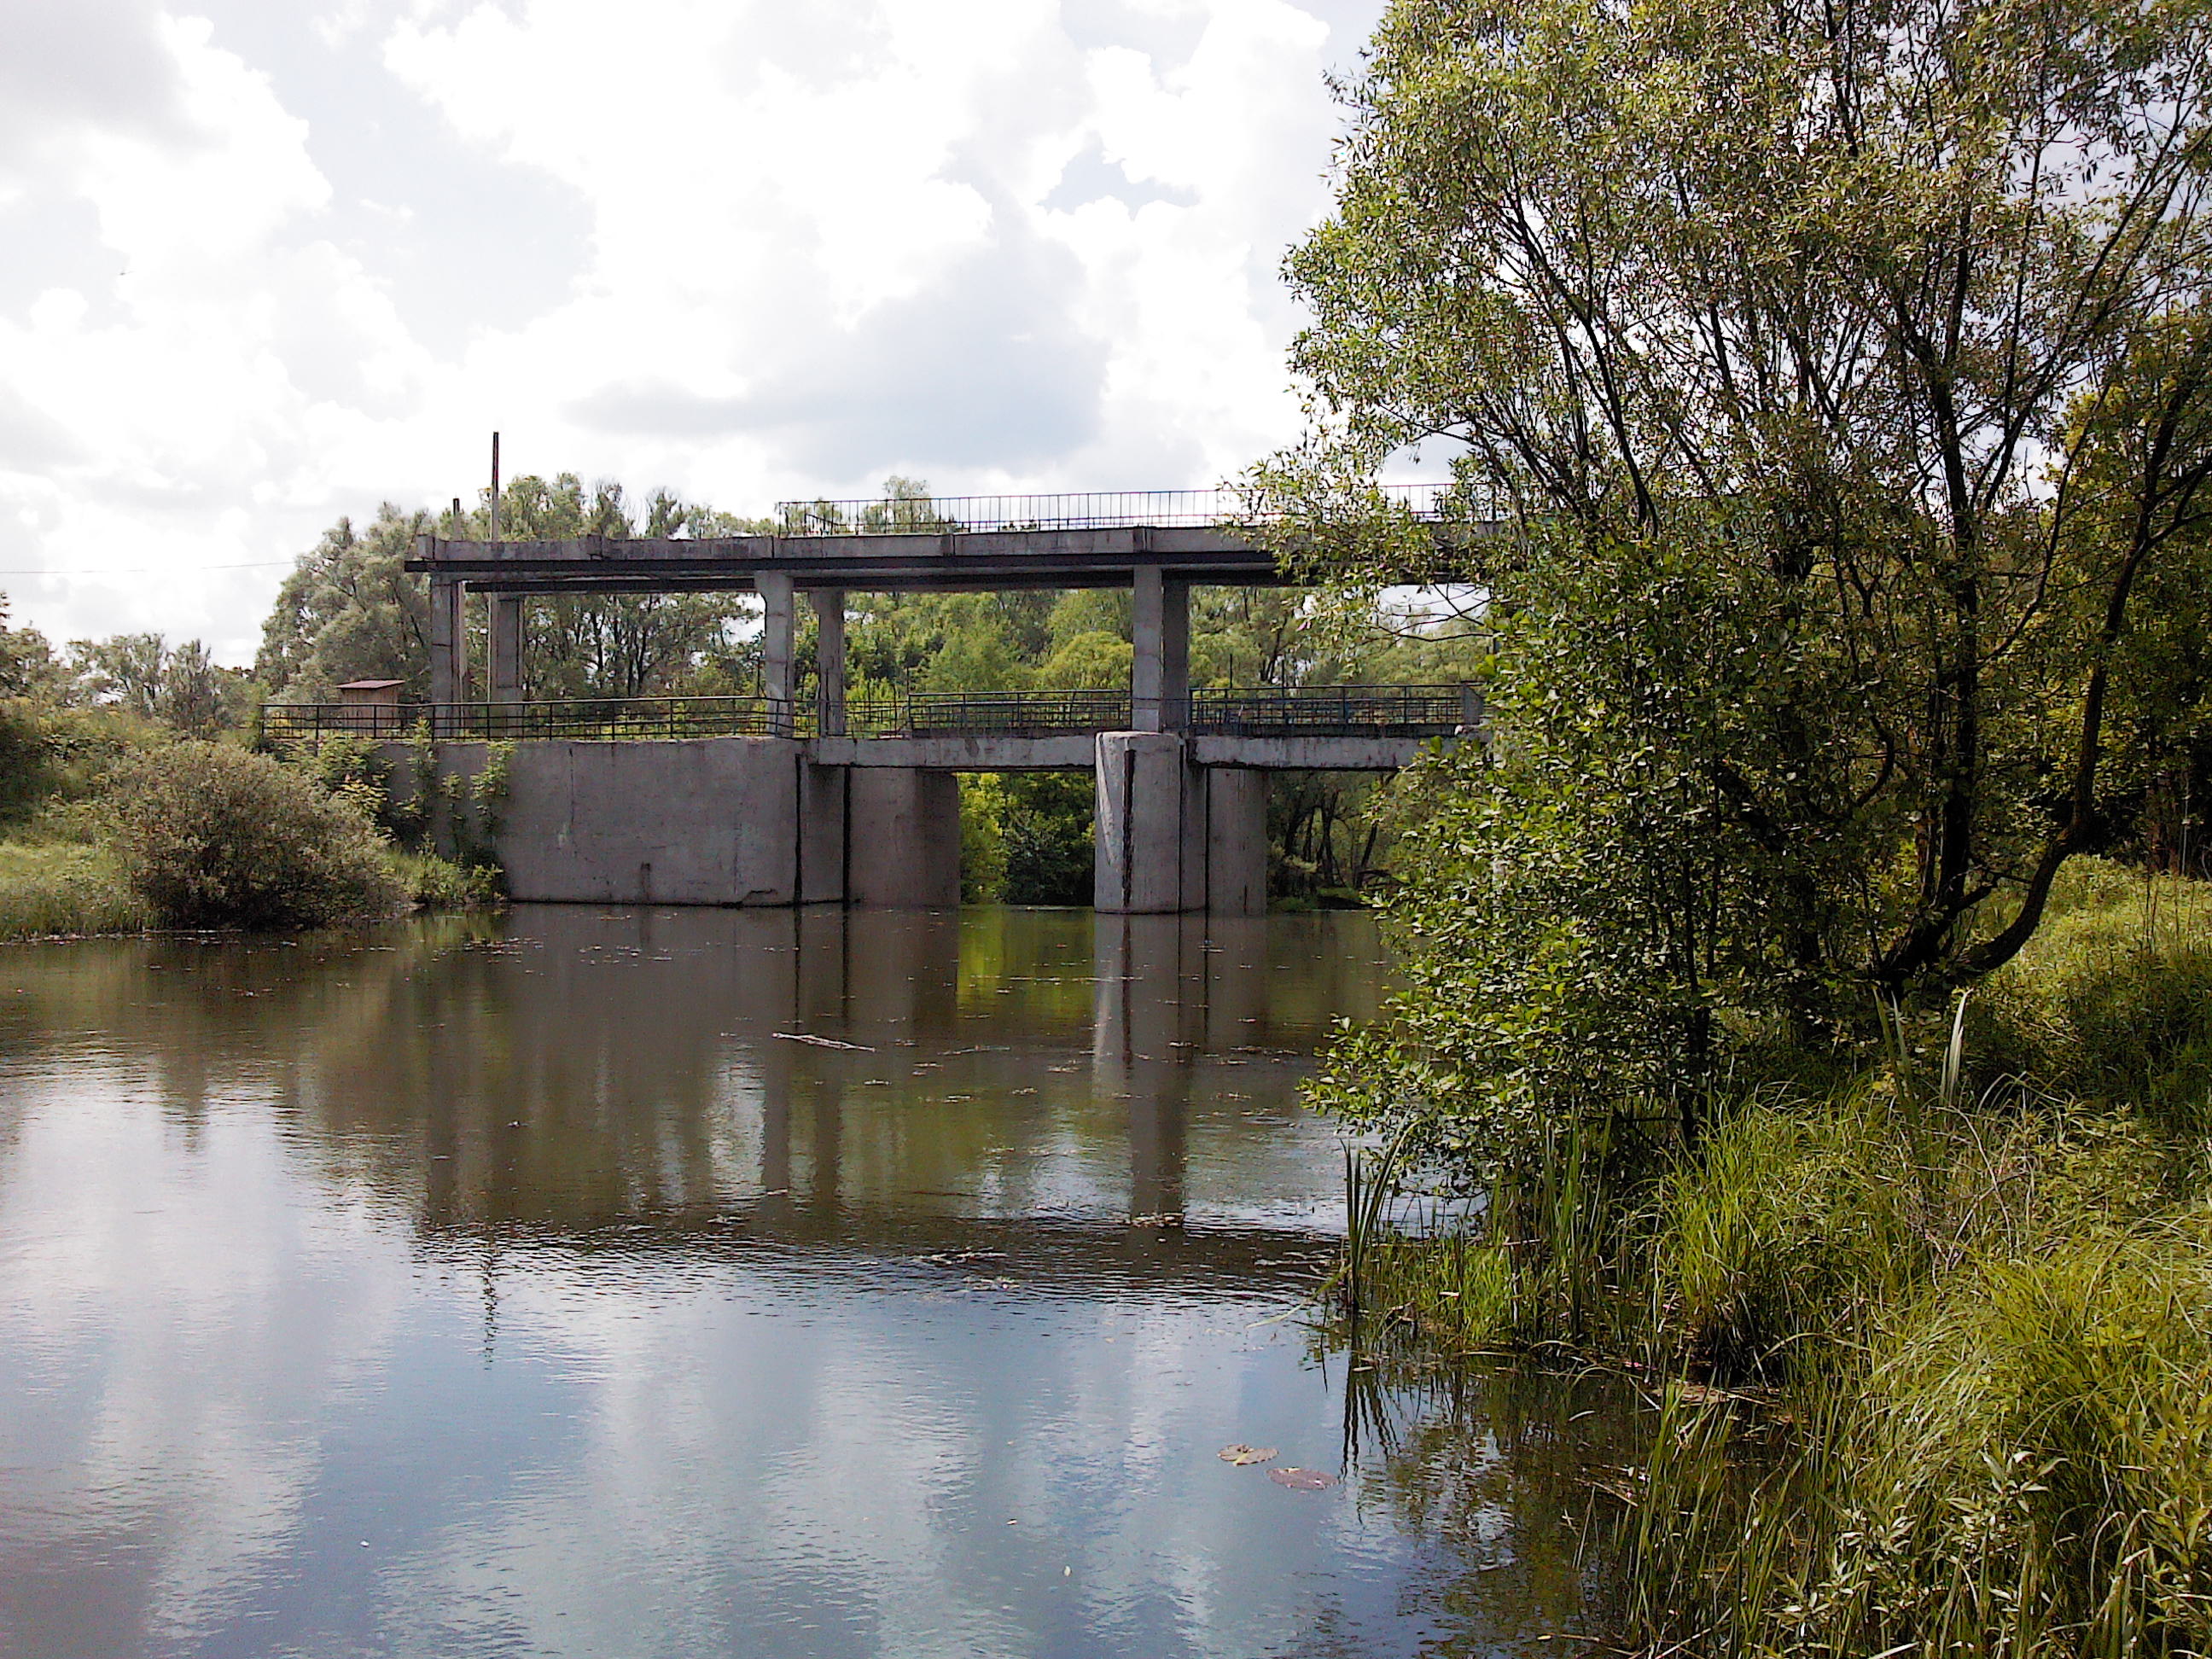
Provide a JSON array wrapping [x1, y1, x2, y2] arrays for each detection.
[[1324, 863, 2212, 1656], [0, 840, 148, 940]]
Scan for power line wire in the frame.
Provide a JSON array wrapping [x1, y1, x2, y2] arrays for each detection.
[[0, 561, 294, 577]]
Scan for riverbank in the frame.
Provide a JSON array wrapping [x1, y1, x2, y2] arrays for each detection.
[[1330, 861, 2212, 1656], [0, 701, 495, 941]]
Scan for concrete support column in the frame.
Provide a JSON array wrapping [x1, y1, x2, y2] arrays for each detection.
[[1132, 567, 1163, 731], [1161, 579, 1190, 731], [1203, 767, 1268, 917], [488, 593, 523, 703], [759, 571, 795, 737], [848, 770, 960, 907], [813, 588, 847, 737], [428, 576, 467, 715], [798, 761, 848, 905], [1095, 731, 1202, 912]]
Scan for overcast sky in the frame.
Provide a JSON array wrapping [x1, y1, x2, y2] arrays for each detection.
[[0, 0, 1386, 663]]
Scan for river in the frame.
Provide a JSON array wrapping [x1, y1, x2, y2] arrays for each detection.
[[0, 906, 1631, 1657]]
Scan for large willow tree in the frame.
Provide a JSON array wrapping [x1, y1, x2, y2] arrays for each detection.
[[1277, 0, 2212, 1150]]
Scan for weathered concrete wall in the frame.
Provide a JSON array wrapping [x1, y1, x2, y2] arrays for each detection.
[[849, 768, 962, 908], [381, 732, 1272, 913], [1202, 767, 1268, 917], [386, 738, 963, 908], [1093, 733, 1266, 914], [415, 738, 806, 905]]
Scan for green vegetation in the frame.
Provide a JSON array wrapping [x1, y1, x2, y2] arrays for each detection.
[[1329, 876, 2212, 1653], [1284, 0, 2212, 1647], [0, 610, 492, 937]]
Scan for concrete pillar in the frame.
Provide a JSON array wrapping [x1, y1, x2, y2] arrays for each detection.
[[488, 593, 523, 704], [848, 769, 960, 907], [427, 576, 467, 716], [759, 570, 795, 737], [1162, 579, 1190, 731], [1095, 731, 1202, 912], [1097, 736, 1268, 915], [813, 589, 847, 737], [798, 761, 848, 905], [1132, 567, 1162, 731], [1203, 767, 1269, 917]]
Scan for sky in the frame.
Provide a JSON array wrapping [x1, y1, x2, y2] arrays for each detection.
[[0, 0, 1388, 665]]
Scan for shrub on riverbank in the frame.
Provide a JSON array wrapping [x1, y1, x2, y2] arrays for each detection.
[[1325, 868, 2212, 1656], [112, 742, 404, 928]]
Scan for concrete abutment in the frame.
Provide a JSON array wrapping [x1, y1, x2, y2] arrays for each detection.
[[384, 731, 1274, 912]]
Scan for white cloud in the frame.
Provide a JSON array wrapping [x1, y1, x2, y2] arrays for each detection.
[[0, 0, 1380, 661]]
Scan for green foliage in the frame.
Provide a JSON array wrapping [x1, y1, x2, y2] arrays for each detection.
[[257, 503, 434, 701], [1000, 772, 1094, 905], [1971, 865, 2212, 1132], [68, 633, 252, 734], [1278, 0, 2212, 1161], [0, 841, 147, 940], [958, 774, 1009, 902], [112, 741, 403, 928]]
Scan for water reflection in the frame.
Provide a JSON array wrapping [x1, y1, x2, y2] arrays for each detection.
[[0, 907, 1628, 1657]]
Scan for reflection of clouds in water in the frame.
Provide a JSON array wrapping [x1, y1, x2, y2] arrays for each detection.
[[0, 912, 1622, 1656], [369, 1271, 1365, 1657], [0, 1065, 417, 1650]]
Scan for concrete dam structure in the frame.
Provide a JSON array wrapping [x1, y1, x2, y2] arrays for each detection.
[[335, 490, 1476, 914]]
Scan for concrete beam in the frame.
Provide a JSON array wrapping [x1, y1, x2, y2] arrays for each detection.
[[806, 735, 1096, 771], [1189, 734, 1446, 771]]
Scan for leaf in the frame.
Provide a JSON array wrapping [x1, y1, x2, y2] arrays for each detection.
[[1268, 1467, 1336, 1489], [1219, 1444, 1278, 1465]]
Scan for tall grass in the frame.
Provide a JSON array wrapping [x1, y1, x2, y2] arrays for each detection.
[[1327, 859, 2212, 1656], [0, 840, 148, 940]]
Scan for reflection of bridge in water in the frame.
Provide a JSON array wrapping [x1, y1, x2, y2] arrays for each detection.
[[0, 909, 1374, 1290], [269, 490, 1481, 914]]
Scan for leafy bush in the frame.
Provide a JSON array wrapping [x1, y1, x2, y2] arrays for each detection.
[[112, 741, 402, 928]]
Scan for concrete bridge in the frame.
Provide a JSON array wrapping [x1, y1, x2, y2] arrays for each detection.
[[293, 490, 1478, 913]]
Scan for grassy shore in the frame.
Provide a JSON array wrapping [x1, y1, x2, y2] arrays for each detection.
[[1330, 862, 2212, 1656], [0, 701, 496, 940]]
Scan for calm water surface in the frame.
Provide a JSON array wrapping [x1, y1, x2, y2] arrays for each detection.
[[0, 906, 1630, 1658]]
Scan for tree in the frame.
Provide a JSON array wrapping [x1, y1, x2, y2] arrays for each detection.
[[257, 504, 434, 700], [69, 632, 250, 734], [498, 474, 768, 700], [1272, 0, 2212, 1064], [0, 597, 64, 701]]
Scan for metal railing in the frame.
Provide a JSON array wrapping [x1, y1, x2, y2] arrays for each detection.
[[771, 486, 1456, 536], [263, 685, 1481, 746], [263, 696, 786, 745], [1187, 684, 1478, 737], [842, 690, 1132, 738]]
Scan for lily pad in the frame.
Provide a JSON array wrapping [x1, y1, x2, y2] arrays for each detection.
[[1268, 1467, 1336, 1490], [1218, 1444, 1278, 1465]]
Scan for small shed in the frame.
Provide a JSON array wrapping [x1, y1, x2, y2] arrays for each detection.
[[335, 678, 405, 734]]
